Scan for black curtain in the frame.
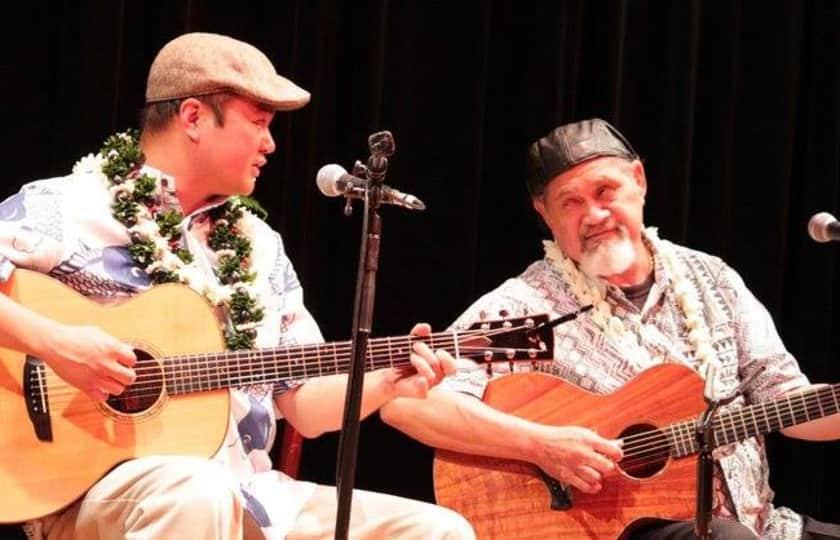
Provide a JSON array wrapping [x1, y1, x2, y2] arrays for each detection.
[[5, 0, 840, 524]]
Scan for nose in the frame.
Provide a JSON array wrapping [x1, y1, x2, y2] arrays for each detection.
[[581, 202, 610, 225], [261, 128, 276, 155]]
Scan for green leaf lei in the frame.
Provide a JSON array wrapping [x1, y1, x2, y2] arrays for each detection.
[[77, 130, 267, 350]]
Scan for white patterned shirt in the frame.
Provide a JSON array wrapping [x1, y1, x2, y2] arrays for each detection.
[[0, 170, 324, 539], [443, 235, 808, 539]]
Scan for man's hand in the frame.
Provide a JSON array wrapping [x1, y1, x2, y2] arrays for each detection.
[[383, 323, 455, 399], [531, 425, 623, 494], [41, 324, 137, 402]]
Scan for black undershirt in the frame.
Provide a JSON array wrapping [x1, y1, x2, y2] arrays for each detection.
[[620, 271, 655, 311]]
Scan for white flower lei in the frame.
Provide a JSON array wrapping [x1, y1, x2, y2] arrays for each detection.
[[543, 227, 718, 375], [73, 130, 268, 350]]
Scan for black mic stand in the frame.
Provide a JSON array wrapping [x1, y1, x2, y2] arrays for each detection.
[[694, 365, 764, 539], [694, 395, 721, 540], [334, 131, 396, 540]]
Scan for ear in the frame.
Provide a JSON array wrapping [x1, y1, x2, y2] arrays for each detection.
[[631, 160, 647, 197], [177, 98, 204, 142], [532, 196, 551, 229]]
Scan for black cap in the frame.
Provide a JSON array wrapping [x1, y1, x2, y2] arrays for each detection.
[[526, 118, 638, 197]]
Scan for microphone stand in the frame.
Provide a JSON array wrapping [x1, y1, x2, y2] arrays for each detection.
[[334, 132, 395, 540], [694, 397, 720, 540], [694, 365, 763, 539]]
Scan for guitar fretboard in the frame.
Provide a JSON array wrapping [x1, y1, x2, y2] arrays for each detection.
[[162, 334, 456, 395], [665, 384, 840, 457]]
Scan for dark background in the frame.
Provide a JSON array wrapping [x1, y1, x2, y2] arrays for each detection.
[[4, 0, 840, 527]]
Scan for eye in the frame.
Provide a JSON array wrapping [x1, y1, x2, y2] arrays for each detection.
[[561, 197, 583, 209], [596, 185, 616, 199]]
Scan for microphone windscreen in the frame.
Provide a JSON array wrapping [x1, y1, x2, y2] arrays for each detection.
[[316, 164, 347, 197], [808, 212, 837, 243]]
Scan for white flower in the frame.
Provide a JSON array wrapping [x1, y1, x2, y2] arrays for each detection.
[[160, 252, 184, 271], [237, 213, 256, 238], [207, 284, 235, 306], [215, 248, 237, 260], [129, 220, 161, 240], [178, 264, 208, 291], [152, 236, 171, 258], [73, 153, 105, 175]]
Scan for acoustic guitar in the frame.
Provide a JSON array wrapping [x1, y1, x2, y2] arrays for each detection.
[[0, 269, 554, 522], [434, 364, 838, 539]]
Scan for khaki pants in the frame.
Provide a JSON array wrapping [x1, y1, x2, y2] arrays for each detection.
[[43, 456, 475, 540]]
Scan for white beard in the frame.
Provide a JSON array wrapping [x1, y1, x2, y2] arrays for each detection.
[[578, 233, 636, 278]]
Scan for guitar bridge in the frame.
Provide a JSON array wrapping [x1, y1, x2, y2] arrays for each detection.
[[23, 357, 53, 442]]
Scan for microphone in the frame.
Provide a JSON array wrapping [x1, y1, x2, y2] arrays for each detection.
[[316, 164, 426, 211], [808, 212, 840, 243]]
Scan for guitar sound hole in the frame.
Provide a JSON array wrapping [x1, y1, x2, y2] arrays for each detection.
[[618, 423, 669, 479], [106, 350, 162, 414]]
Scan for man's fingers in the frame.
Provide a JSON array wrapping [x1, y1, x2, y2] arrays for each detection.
[[435, 349, 456, 376], [410, 343, 437, 381], [409, 323, 432, 337], [557, 466, 600, 494], [108, 362, 136, 386], [587, 452, 618, 475], [575, 465, 603, 485]]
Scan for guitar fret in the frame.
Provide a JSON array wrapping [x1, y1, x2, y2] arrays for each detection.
[[718, 414, 729, 445], [749, 406, 760, 436], [332, 342, 340, 376], [832, 387, 840, 415], [759, 404, 771, 433], [773, 399, 784, 431], [724, 412, 736, 444], [213, 353, 222, 391], [680, 422, 693, 455], [684, 422, 695, 455], [668, 425, 681, 457], [387, 337, 394, 368], [799, 393, 810, 422], [315, 344, 323, 378], [197, 356, 205, 392], [815, 392, 825, 418], [259, 348, 267, 385], [785, 395, 796, 425]]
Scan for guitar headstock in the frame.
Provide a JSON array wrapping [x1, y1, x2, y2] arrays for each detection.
[[459, 314, 554, 366]]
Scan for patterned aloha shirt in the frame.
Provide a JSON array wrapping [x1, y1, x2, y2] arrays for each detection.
[[0, 170, 324, 539], [442, 234, 809, 539]]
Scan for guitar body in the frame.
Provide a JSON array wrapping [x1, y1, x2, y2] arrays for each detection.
[[0, 270, 230, 523], [433, 364, 707, 539]]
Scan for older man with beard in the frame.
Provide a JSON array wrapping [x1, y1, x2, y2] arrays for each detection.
[[381, 119, 840, 539]]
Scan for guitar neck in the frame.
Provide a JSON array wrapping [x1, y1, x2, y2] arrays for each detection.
[[162, 332, 462, 395], [666, 383, 840, 457]]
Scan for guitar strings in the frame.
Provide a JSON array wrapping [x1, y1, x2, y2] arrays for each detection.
[[36, 354, 838, 466], [618, 392, 836, 469], [37, 325, 548, 401], [28, 322, 838, 471]]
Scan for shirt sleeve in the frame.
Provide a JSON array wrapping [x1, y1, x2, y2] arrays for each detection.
[[0, 179, 68, 276], [438, 278, 543, 398], [717, 264, 810, 403], [262, 230, 325, 404]]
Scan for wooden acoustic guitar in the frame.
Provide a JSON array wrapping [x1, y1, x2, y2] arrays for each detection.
[[0, 269, 554, 523], [433, 364, 840, 539]]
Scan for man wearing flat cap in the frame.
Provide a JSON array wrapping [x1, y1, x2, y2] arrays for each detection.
[[383, 118, 840, 538], [0, 32, 474, 539]]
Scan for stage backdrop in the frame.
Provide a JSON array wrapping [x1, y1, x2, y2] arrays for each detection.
[[4, 0, 839, 525]]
